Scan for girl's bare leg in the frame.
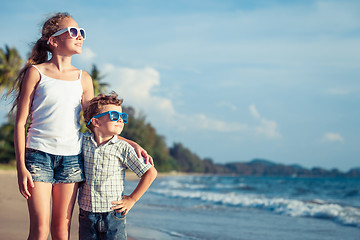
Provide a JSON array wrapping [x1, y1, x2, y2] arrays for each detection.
[[51, 182, 79, 240], [27, 182, 52, 240]]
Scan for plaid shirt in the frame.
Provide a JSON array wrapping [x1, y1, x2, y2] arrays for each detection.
[[78, 132, 152, 213]]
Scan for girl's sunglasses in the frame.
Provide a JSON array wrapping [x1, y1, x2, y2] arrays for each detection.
[[50, 27, 86, 40], [87, 111, 128, 126]]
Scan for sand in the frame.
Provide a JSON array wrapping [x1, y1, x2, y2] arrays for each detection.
[[0, 170, 137, 240]]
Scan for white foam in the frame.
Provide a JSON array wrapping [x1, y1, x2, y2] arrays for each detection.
[[153, 188, 360, 228]]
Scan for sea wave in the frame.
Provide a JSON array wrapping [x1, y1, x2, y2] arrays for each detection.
[[153, 188, 360, 228], [159, 177, 255, 191]]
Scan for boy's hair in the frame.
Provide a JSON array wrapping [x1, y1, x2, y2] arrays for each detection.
[[84, 92, 123, 131]]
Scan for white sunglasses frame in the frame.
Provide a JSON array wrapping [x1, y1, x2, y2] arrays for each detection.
[[47, 27, 86, 44]]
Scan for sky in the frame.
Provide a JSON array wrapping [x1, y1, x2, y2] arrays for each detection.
[[1, 0, 359, 171]]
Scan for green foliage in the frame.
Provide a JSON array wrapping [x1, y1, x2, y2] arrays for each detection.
[[168, 143, 229, 173], [0, 45, 23, 93], [121, 106, 178, 172], [169, 143, 205, 172], [0, 117, 15, 164], [90, 64, 109, 96]]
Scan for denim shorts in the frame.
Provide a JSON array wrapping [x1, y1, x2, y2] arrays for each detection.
[[25, 148, 85, 184], [79, 208, 127, 240]]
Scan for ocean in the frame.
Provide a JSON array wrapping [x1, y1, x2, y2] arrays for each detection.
[[124, 175, 360, 240]]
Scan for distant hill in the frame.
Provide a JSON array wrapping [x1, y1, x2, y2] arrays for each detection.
[[169, 144, 360, 178], [222, 159, 360, 178]]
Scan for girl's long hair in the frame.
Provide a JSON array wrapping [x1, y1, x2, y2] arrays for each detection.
[[9, 12, 72, 113]]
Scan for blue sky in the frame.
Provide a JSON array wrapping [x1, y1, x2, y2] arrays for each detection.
[[1, 0, 359, 171]]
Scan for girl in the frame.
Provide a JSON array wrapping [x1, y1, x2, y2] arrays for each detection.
[[11, 12, 151, 240]]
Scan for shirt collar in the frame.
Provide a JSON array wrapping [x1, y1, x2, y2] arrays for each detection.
[[85, 132, 120, 147], [109, 135, 120, 144]]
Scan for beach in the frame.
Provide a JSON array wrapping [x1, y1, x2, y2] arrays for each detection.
[[0, 170, 138, 240]]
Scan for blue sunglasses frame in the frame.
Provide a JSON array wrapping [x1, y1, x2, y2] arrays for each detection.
[[87, 111, 128, 126]]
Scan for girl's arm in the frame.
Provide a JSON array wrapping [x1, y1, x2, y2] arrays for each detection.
[[111, 166, 157, 215], [80, 71, 94, 110], [14, 67, 40, 199]]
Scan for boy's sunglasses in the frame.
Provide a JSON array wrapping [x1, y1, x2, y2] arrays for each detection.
[[87, 111, 128, 126], [49, 27, 86, 41]]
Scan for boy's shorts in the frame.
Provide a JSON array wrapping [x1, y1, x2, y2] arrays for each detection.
[[25, 148, 85, 184], [79, 208, 127, 240]]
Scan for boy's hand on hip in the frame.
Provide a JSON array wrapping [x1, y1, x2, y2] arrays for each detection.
[[111, 195, 136, 215]]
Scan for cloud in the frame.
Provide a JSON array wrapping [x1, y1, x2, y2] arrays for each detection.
[[217, 101, 237, 111], [103, 67, 282, 139], [322, 132, 344, 142], [256, 118, 281, 139], [102, 66, 286, 139], [188, 114, 248, 132], [249, 104, 260, 119], [103, 65, 248, 133], [249, 104, 281, 139], [104, 65, 176, 117]]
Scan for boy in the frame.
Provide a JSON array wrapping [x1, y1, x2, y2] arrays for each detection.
[[78, 93, 157, 240]]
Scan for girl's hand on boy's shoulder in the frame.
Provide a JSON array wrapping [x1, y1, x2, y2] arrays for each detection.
[[132, 143, 154, 166], [142, 154, 154, 166]]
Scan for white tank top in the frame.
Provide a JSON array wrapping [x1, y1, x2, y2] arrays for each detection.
[[26, 65, 83, 155]]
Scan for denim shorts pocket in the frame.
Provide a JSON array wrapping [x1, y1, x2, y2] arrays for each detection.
[[111, 210, 126, 221], [25, 149, 54, 183]]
